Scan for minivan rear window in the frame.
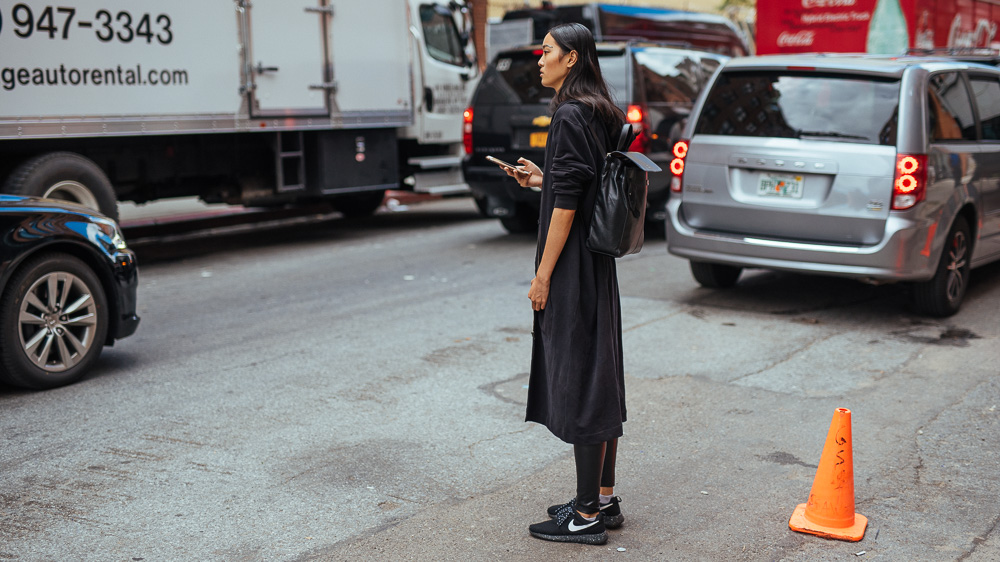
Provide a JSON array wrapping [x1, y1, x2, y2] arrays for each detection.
[[478, 50, 628, 105], [695, 71, 901, 145]]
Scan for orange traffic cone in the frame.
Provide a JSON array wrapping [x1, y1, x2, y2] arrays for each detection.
[[788, 407, 868, 542]]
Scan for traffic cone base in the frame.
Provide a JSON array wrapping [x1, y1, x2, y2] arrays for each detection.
[[789, 502, 868, 542]]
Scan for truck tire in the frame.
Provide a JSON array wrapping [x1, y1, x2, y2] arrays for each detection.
[[0, 253, 109, 390], [690, 260, 742, 288], [913, 215, 970, 317], [3, 152, 119, 221], [333, 190, 386, 218]]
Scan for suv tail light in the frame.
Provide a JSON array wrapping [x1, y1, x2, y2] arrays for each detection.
[[670, 140, 689, 193], [892, 153, 927, 210], [626, 104, 649, 152], [463, 107, 474, 154]]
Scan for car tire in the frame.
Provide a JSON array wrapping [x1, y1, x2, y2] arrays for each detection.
[[913, 215, 971, 317], [333, 190, 386, 218], [473, 195, 490, 217], [690, 260, 742, 288], [3, 152, 119, 221], [500, 204, 538, 234], [0, 253, 109, 390]]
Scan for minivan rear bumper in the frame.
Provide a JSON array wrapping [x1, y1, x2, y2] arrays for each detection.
[[666, 199, 939, 282]]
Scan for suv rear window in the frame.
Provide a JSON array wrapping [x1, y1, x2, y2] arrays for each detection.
[[479, 50, 629, 105], [695, 71, 901, 145]]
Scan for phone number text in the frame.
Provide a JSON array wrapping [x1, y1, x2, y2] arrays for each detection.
[[5, 4, 173, 45]]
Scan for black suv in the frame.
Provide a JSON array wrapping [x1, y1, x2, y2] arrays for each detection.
[[462, 42, 726, 233]]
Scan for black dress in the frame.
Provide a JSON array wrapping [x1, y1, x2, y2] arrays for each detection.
[[525, 101, 626, 445]]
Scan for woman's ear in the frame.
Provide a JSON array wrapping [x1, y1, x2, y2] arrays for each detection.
[[567, 50, 578, 67]]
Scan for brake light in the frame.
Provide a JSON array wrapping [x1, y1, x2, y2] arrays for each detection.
[[670, 140, 689, 193], [625, 104, 648, 152], [626, 105, 643, 124], [892, 153, 927, 210], [463, 107, 473, 155]]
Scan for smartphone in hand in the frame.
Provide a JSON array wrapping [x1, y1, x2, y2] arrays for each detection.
[[486, 155, 518, 169], [488, 156, 531, 179]]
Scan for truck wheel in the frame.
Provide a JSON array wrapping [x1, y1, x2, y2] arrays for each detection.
[[333, 190, 386, 218], [913, 215, 971, 317], [499, 204, 538, 234], [690, 260, 742, 288], [3, 152, 119, 221], [0, 253, 109, 390]]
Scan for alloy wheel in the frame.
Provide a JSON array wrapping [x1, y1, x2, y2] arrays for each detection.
[[945, 230, 969, 303], [18, 271, 98, 372]]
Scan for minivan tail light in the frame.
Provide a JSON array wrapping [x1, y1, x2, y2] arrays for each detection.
[[892, 153, 927, 210], [670, 139, 689, 193], [463, 107, 473, 155]]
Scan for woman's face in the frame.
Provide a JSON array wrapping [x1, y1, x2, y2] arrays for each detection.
[[538, 33, 576, 92]]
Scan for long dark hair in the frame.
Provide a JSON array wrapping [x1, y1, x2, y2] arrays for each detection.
[[547, 23, 623, 127]]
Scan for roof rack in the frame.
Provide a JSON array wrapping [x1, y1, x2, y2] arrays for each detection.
[[905, 47, 1000, 57], [600, 35, 694, 49]]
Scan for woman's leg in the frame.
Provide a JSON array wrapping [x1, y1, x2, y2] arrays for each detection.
[[600, 437, 618, 496], [573, 442, 606, 516]]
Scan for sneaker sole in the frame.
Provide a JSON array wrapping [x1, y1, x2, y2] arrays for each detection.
[[604, 514, 624, 529], [529, 530, 608, 545]]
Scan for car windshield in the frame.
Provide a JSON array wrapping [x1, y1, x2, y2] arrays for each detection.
[[478, 50, 629, 105], [694, 71, 901, 145]]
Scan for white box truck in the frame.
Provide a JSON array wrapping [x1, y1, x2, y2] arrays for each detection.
[[0, 0, 478, 220]]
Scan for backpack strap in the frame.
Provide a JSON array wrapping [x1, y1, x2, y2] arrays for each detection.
[[617, 124, 636, 152]]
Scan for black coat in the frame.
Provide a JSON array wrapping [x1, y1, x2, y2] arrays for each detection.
[[525, 101, 626, 445]]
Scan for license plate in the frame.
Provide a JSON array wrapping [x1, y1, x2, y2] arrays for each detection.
[[529, 132, 548, 148], [757, 173, 803, 198]]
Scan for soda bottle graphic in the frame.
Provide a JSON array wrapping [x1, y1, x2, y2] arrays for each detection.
[[866, 0, 910, 54]]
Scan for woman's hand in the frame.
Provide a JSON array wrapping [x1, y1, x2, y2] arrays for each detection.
[[529, 275, 551, 311], [529, 208, 574, 312], [505, 158, 543, 190]]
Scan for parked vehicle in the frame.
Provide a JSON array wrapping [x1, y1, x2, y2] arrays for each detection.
[[667, 54, 1000, 316], [462, 42, 725, 233], [503, 3, 750, 56], [0, 0, 478, 221], [0, 195, 139, 389], [757, 0, 1000, 56]]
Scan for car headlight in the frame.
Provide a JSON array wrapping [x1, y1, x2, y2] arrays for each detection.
[[93, 218, 129, 250]]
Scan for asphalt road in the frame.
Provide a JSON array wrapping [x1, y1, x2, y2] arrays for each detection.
[[2, 198, 999, 561]]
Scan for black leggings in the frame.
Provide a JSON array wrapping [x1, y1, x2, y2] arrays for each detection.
[[573, 438, 618, 514]]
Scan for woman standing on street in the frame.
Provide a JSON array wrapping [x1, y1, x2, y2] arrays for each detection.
[[500, 22, 626, 546]]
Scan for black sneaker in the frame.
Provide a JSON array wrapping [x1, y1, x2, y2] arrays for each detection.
[[547, 496, 624, 529], [529, 509, 607, 545]]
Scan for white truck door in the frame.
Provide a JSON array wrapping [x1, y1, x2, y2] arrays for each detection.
[[409, 2, 473, 144], [248, 1, 329, 116]]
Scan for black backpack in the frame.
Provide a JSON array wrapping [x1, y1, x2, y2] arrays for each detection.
[[586, 123, 662, 258]]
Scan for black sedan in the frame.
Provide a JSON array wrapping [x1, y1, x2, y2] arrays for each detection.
[[0, 195, 139, 389]]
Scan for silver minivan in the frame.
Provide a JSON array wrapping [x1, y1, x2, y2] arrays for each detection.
[[667, 55, 1000, 316]]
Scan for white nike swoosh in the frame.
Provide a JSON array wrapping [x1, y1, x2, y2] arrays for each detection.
[[567, 519, 600, 532]]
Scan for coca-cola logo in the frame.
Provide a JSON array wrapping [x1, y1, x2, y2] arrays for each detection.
[[948, 15, 998, 48], [778, 30, 816, 47], [802, 0, 855, 8]]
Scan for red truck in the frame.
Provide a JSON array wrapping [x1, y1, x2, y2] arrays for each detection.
[[757, 0, 1000, 55]]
